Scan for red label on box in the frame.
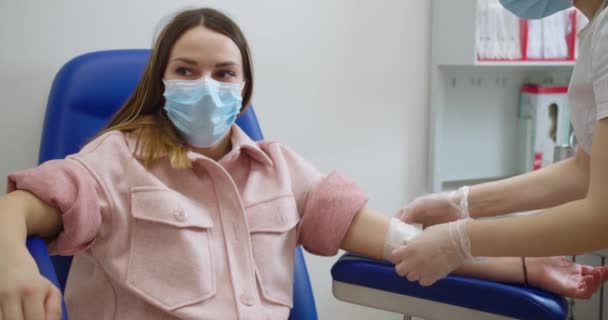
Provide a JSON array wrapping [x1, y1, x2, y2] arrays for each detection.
[[533, 152, 543, 170]]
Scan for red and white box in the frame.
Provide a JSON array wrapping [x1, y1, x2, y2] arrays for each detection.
[[518, 84, 570, 172]]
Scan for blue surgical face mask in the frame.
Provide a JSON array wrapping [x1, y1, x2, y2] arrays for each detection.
[[163, 76, 243, 148], [499, 0, 572, 19]]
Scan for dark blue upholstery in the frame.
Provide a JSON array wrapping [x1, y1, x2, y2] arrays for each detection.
[[28, 49, 317, 320], [332, 253, 569, 320]]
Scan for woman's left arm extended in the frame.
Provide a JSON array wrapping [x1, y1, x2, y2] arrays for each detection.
[[341, 207, 608, 298]]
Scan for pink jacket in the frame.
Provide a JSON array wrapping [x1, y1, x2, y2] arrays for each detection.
[[8, 126, 367, 320]]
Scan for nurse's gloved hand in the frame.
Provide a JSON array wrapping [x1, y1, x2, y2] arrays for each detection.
[[389, 219, 473, 286], [397, 186, 470, 229]]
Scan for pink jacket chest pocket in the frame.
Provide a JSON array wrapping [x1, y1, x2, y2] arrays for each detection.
[[246, 196, 300, 307], [127, 187, 216, 311]]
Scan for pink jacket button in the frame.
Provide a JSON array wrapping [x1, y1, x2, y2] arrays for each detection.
[[173, 208, 187, 222], [239, 293, 255, 306]]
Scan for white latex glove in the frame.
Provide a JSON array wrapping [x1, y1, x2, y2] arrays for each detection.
[[397, 186, 470, 228], [389, 219, 473, 286]]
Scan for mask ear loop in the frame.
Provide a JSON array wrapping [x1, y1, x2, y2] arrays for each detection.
[[158, 80, 168, 120], [237, 81, 247, 116]]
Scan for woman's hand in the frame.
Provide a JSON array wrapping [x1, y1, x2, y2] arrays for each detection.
[[0, 246, 62, 320], [528, 257, 608, 299], [398, 187, 469, 228]]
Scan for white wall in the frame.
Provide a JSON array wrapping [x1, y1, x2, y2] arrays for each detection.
[[0, 0, 431, 319]]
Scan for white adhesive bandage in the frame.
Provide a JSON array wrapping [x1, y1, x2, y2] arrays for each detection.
[[383, 218, 423, 260], [458, 186, 470, 218]]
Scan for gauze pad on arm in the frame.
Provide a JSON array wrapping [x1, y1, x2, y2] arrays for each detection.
[[383, 218, 423, 260]]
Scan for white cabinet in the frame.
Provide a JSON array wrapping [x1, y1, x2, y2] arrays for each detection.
[[429, 0, 575, 191]]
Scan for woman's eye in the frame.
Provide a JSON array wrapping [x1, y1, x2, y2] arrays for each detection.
[[176, 67, 193, 76], [215, 70, 236, 80]]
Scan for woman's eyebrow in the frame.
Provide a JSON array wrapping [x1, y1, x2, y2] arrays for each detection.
[[215, 61, 239, 68], [171, 57, 198, 65]]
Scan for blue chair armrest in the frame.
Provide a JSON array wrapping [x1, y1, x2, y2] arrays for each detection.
[[26, 237, 68, 320], [331, 253, 568, 320]]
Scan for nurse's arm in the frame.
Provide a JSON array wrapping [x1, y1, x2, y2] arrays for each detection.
[[467, 119, 608, 257], [466, 147, 589, 219]]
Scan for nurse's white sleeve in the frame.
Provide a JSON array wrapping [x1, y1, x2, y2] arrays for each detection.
[[592, 15, 608, 120]]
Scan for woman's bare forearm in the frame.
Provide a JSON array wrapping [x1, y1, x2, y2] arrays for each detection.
[[341, 210, 534, 285], [468, 148, 589, 218], [340, 207, 390, 261], [0, 191, 62, 252], [454, 257, 525, 283]]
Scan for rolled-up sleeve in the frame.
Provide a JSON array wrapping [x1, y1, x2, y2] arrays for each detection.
[[7, 159, 101, 255], [279, 145, 368, 256], [298, 172, 368, 256]]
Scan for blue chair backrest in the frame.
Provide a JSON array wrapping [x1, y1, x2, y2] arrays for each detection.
[[40, 49, 317, 320]]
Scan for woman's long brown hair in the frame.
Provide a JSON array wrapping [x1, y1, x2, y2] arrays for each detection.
[[99, 8, 254, 168]]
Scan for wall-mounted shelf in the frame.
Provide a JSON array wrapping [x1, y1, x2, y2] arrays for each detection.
[[473, 61, 576, 67]]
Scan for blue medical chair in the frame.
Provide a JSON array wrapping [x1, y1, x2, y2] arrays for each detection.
[[25, 49, 317, 320]]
